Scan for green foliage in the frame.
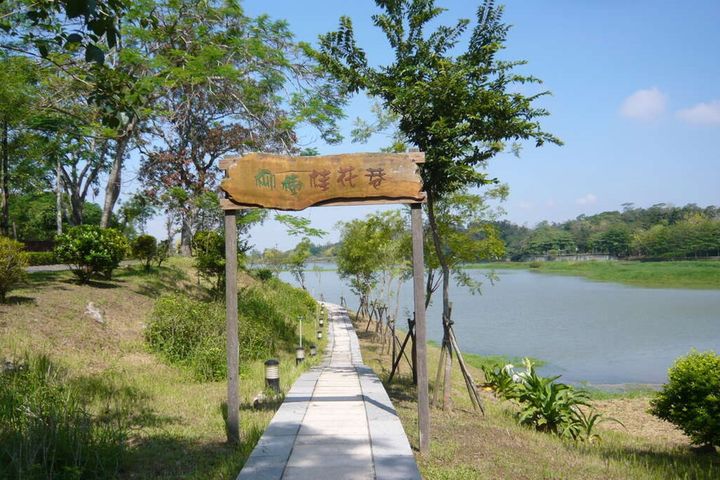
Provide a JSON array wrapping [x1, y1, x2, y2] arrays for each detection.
[[336, 210, 408, 298], [0, 354, 127, 479], [287, 238, 313, 289], [192, 230, 226, 291], [25, 251, 57, 266], [316, 0, 560, 199], [54, 225, 129, 282], [155, 239, 171, 267], [650, 350, 720, 448], [497, 203, 720, 260], [145, 279, 316, 381], [0, 236, 28, 302], [424, 189, 506, 302], [131, 234, 158, 271], [483, 359, 618, 442], [253, 268, 274, 282]]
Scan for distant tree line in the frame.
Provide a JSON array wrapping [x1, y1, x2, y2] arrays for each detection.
[[495, 203, 720, 261]]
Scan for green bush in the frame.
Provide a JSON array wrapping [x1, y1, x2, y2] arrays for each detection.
[[145, 279, 315, 381], [253, 268, 274, 281], [0, 354, 127, 479], [192, 230, 226, 291], [54, 226, 129, 282], [650, 350, 720, 449], [25, 251, 57, 266], [0, 236, 28, 302], [132, 234, 158, 271]]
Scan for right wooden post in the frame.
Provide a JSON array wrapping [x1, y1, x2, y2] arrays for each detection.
[[411, 202, 430, 454]]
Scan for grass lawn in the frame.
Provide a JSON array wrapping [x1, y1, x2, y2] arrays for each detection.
[[472, 260, 720, 289], [0, 258, 325, 479], [354, 316, 720, 479]]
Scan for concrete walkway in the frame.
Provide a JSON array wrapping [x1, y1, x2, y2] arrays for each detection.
[[238, 303, 421, 480]]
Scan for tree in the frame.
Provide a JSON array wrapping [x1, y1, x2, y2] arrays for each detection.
[[0, 55, 46, 235], [137, 0, 344, 255], [317, 0, 559, 413], [287, 237, 313, 290]]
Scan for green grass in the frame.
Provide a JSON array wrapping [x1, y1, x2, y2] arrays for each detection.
[[470, 260, 720, 289], [0, 257, 327, 479]]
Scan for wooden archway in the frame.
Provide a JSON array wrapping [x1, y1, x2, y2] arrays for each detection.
[[219, 152, 430, 453]]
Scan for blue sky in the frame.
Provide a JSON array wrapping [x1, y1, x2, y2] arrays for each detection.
[[148, 0, 720, 250]]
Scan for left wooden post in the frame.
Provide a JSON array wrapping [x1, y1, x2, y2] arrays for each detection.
[[225, 209, 239, 444]]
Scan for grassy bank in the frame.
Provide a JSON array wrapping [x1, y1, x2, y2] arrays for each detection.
[[472, 260, 720, 289], [0, 258, 324, 479], [355, 317, 719, 479]]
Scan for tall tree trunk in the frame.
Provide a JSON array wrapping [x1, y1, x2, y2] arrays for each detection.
[[426, 191, 453, 411], [179, 208, 194, 256], [56, 157, 63, 235], [1, 118, 9, 236], [101, 122, 135, 228], [69, 191, 84, 226]]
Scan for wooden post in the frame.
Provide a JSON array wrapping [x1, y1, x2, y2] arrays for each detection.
[[411, 203, 430, 454], [224, 210, 239, 444]]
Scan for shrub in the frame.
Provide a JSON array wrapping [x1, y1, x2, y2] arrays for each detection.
[[192, 230, 225, 291], [145, 280, 315, 381], [155, 239, 171, 267], [132, 234, 158, 271], [253, 268, 274, 281], [0, 354, 127, 479], [650, 350, 720, 449], [26, 251, 57, 266], [0, 236, 28, 302], [55, 226, 129, 282]]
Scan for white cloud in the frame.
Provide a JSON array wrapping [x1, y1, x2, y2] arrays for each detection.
[[677, 100, 720, 125], [576, 193, 598, 206], [619, 87, 667, 121]]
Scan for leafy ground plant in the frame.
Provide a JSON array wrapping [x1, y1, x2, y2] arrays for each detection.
[[483, 359, 621, 442]]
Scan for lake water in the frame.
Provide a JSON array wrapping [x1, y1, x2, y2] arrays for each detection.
[[280, 265, 720, 386]]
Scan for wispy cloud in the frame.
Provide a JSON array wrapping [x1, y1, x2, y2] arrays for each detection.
[[677, 100, 720, 125], [620, 87, 667, 121], [576, 193, 598, 206]]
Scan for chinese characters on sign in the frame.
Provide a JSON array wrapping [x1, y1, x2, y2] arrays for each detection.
[[220, 152, 424, 210], [255, 166, 387, 195]]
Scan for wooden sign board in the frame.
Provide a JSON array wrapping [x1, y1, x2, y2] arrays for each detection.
[[219, 152, 425, 211]]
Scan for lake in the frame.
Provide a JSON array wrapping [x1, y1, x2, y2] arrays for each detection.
[[280, 265, 720, 386]]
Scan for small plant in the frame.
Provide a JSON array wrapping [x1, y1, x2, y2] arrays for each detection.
[[132, 234, 158, 271], [481, 363, 520, 399], [253, 268, 274, 281], [192, 230, 226, 291], [650, 350, 720, 451], [155, 239, 171, 267], [0, 236, 28, 302], [485, 358, 619, 442], [55, 226, 129, 282]]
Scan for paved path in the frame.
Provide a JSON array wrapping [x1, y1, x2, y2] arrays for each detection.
[[238, 303, 421, 480]]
